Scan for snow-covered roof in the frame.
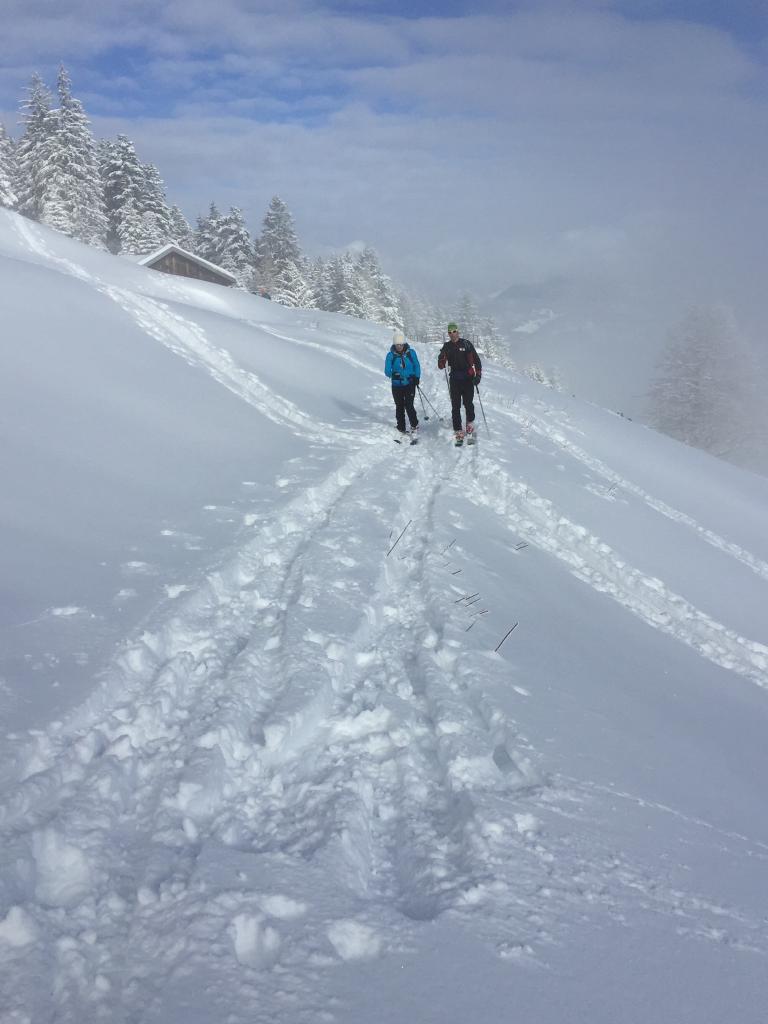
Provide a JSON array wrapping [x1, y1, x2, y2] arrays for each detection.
[[137, 243, 238, 283]]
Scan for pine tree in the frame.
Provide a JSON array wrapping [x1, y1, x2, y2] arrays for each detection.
[[323, 252, 366, 317], [100, 135, 145, 253], [0, 123, 17, 208], [217, 206, 255, 288], [648, 306, 761, 463], [475, 314, 511, 365], [254, 195, 309, 307], [14, 73, 55, 221], [400, 291, 443, 346], [37, 66, 107, 246], [524, 364, 562, 389], [194, 202, 223, 264], [351, 250, 379, 321], [355, 246, 403, 327], [456, 293, 480, 344], [117, 197, 151, 255], [138, 162, 172, 246], [305, 256, 328, 309], [168, 205, 193, 249]]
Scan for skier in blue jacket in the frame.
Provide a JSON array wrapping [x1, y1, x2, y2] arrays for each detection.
[[385, 331, 421, 436]]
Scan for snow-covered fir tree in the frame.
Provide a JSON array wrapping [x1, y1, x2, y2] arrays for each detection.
[[349, 252, 378, 320], [13, 74, 54, 221], [254, 195, 309, 307], [440, 292, 509, 364], [100, 135, 146, 253], [217, 206, 255, 288], [136, 162, 172, 251], [38, 66, 108, 247], [524, 364, 563, 389], [455, 293, 480, 342], [321, 252, 365, 317], [476, 315, 511, 365], [99, 136, 172, 254], [648, 305, 763, 466], [194, 202, 223, 265], [399, 292, 444, 346], [305, 256, 329, 310], [117, 197, 153, 256], [355, 247, 403, 327], [0, 123, 17, 208], [168, 205, 193, 249]]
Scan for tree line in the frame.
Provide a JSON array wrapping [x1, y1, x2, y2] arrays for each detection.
[[0, 65, 507, 354]]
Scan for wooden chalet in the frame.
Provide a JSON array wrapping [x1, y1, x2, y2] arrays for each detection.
[[137, 244, 237, 287]]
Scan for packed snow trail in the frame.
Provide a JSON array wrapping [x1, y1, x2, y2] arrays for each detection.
[[0, 433, 552, 1022], [3, 414, 768, 1022]]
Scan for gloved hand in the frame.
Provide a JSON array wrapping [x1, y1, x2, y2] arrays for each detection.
[[474, 376, 481, 388], [415, 377, 420, 386], [408, 376, 419, 386]]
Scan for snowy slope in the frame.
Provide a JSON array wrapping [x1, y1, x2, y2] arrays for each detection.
[[1, 209, 768, 1023]]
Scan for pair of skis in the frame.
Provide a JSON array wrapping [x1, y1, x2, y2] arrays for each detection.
[[454, 431, 477, 447], [394, 431, 419, 446]]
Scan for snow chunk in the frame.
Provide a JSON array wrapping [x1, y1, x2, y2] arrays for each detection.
[[259, 894, 307, 920], [327, 919, 381, 961], [0, 906, 38, 947], [33, 829, 91, 908], [230, 913, 281, 969], [514, 813, 540, 835], [329, 707, 391, 742], [325, 641, 347, 662]]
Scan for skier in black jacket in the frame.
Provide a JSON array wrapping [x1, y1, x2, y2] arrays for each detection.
[[438, 322, 482, 440]]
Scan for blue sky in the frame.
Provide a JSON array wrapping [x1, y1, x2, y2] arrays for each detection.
[[1, 0, 767, 344]]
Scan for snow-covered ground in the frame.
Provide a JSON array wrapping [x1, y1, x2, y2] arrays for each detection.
[[1, 208, 768, 1023]]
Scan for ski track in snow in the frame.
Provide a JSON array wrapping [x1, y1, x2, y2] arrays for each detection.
[[3, 430, 768, 1020], [4, 220, 768, 1019], [256, 322, 381, 376], [10, 217, 363, 446], [449, 448, 768, 690], [494, 393, 768, 584]]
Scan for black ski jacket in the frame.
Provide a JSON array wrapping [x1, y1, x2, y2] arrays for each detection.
[[437, 337, 482, 381]]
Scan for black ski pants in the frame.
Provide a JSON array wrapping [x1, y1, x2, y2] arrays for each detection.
[[392, 383, 419, 432], [449, 377, 475, 432]]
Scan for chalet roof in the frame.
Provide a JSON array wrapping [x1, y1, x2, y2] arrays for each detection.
[[137, 244, 238, 284]]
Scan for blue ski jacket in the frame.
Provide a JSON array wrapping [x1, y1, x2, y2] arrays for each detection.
[[385, 344, 421, 388]]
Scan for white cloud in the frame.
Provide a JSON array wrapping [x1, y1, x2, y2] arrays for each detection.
[[1, 2, 766, 341]]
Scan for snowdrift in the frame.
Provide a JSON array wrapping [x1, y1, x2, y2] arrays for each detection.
[[1, 209, 768, 1023]]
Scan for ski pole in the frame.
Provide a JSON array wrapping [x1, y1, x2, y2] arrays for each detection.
[[417, 385, 442, 420], [475, 384, 489, 435], [417, 385, 429, 421]]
